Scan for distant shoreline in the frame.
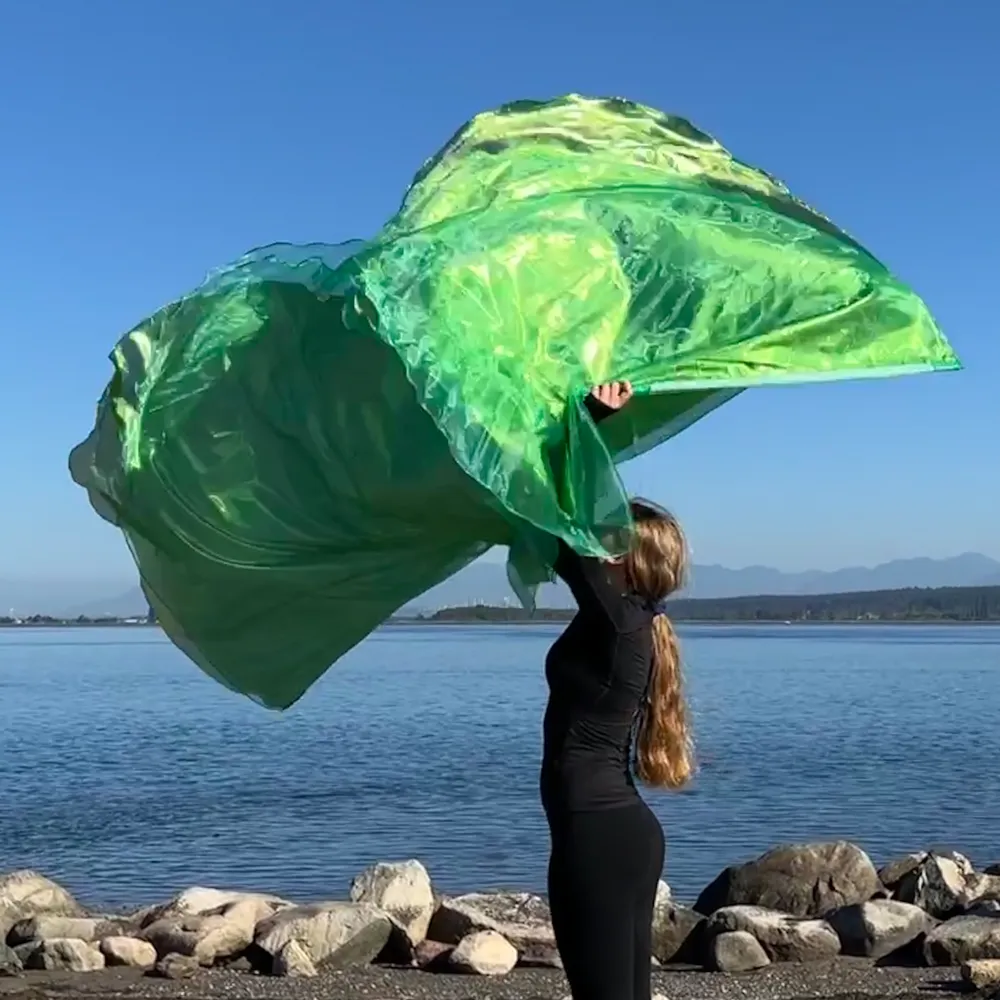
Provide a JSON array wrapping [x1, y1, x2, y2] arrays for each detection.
[[4, 583, 998, 629]]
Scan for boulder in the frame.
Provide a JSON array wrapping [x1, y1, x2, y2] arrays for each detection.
[[515, 939, 562, 968], [100, 936, 158, 968], [826, 900, 935, 960], [709, 930, 771, 973], [255, 902, 391, 971], [350, 860, 434, 947], [8, 915, 113, 945], [148, 953, 200, 980], [925, 915, 1000, 966], [140, 887, 290, 929], [0, 942, 22, 977], [987, 865, 1000, 878], [963, 958, 1000, 989], [272, 939, 317, 978], [22, 938, 105, 972], [449, 930, 518, 976], [893, 852, 987, 917], [879, 853, 928, 892], [651, 891, 704, 966], [414, 939, 453, 970], [707, 906, 841, 963], [140, 892, 284, 967], [428, 892, 554, 953], [695, 842, 879, 918], [0, 871, 82, 939], [142, 911, 252, 966]]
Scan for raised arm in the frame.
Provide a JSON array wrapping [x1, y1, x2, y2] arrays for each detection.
[[553, 381, 634, 626]]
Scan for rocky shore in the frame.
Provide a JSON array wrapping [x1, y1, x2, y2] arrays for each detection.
[[2, 843, 1000, 999]]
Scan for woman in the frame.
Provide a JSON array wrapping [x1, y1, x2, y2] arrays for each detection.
[[543, 380, 692, 1000]]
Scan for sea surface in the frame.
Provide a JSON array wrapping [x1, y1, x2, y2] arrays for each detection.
[[0, 624, 997, 910]]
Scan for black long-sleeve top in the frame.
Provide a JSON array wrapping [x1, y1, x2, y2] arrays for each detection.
[[540, 393, 656, 814]]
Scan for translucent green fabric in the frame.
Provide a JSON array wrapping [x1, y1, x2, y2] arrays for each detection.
[[70, 95, 959, 708]]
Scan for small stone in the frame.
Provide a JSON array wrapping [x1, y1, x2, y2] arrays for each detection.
[[272, 939, 317, 978], [350, 860, 434, 947], [709, 930, 771, 973], [925, 915, 1000, 966], [826, 899, 935, 960], [449, 930, 518, 976], [707, 906, 841, 963], [0, 943, 22, 977], [148, 952, 200, 980], [100, 936, 158, 968], [23, 938, 105, 972], [963, 958, 1000, 989]]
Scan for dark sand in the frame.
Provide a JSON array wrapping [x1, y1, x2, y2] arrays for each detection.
[[0, 960, 967, 1000]]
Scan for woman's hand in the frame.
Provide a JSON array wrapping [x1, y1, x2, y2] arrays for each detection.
[[589, 381, 634, 411]]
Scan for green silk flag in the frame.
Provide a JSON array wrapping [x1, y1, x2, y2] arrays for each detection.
[[69, 95, 960, 708]]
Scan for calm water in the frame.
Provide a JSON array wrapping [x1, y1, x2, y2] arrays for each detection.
[[0, 624, 997, 910]]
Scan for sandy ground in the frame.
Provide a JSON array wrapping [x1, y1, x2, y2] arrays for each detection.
[[0, 959, 968, 1000]]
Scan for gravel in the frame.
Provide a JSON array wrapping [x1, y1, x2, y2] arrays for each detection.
[[0, 959, 965, 1000]]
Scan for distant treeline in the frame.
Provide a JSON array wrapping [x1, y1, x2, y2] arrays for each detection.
[[421, 585, 1000, 623], [0, 615, 151, 627]]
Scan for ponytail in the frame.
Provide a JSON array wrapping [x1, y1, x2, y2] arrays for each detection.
[[636, 612, 693, 789]]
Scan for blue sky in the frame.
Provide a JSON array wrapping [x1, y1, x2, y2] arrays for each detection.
[[0, 0, 995, 585]]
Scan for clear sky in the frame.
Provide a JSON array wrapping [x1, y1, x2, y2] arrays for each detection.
[[0, 0, 996, 585]]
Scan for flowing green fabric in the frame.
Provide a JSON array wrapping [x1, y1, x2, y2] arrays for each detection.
[[70, 94, 959, 708]]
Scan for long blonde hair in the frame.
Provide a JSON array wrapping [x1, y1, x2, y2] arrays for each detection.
[[624, 501, 693, 790]]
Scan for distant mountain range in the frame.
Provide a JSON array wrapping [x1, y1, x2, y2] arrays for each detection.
[[7, 552, 999, 617]]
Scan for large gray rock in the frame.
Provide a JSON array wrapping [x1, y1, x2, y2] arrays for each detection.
[[140, 887, 290, 929], [826, 900, 936, 960], [0, 942, 22, 977], [8, 915, 115, 945], [695, 842, 879, 918], [428, 892, 555, 953], [448, 930, 518, 976], [350, 860, 434, 947], [709, 930, 771, 973], [22, 938, 105, 972], [414, 939, 453, 970], [651, 881, 704, 965], [925, 915, 1000, 966], [255, 902, 391, 971], [879, 853, 928, 893], [707, 906, 841, 963], [0, 871, 82, 939], [894, 852, 988, 917], [100, 936, 158, 968], [142, 912, 251, 966], [141, 894, 284, 967]]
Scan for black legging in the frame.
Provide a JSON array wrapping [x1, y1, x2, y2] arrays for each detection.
[[547, 800, 665, 1000]]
